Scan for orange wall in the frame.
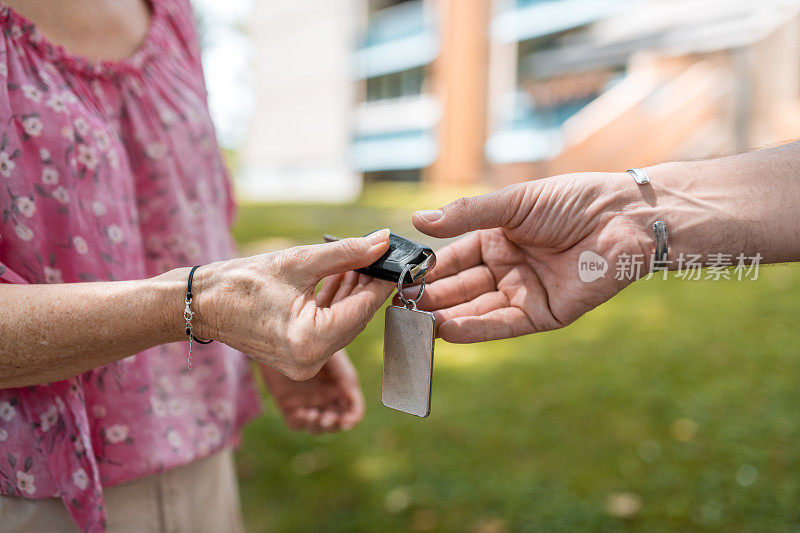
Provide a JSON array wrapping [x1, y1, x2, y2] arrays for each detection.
[[428, 0, 490, 185]]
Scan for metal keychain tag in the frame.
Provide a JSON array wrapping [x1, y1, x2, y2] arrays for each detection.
[[382, 265, 435, 418]]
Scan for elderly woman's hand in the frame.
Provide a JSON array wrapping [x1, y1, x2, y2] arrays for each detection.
[[190, 229, 394, 380]]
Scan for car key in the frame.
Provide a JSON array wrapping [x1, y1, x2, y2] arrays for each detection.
[[322, 231, 437, 418], [323, 231, 436, 284]]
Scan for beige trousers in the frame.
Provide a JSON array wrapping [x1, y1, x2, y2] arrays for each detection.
[[0, 448, 243, 533]]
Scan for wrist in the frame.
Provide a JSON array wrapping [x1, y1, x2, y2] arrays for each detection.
[[184, 262, 221, 342], [152, 263, 221, 344], [150, 267, 194, 343], [616, 161, 756, 269]]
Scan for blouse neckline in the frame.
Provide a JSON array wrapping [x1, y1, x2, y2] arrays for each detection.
[[0, 0, 163, 79]]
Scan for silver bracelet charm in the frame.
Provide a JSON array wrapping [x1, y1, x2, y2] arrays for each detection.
[[184, 265, 213, 370], [183, 296, 196, 370]]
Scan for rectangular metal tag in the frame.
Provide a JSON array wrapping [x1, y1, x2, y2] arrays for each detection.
[[382, 305, 435, 418]]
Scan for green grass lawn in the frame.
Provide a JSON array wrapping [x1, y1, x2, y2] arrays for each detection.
[[232, 189, 800, 532]]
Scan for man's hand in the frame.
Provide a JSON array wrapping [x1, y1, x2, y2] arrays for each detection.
[[410, 172, 652, 343], [260, 350, 365, 433], [410, 142, 800, 344]]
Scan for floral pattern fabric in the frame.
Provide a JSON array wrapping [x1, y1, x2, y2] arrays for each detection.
[[0, 1, 261, 531]]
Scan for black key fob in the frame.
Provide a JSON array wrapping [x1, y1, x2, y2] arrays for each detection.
[[324, 232, 436, 284]]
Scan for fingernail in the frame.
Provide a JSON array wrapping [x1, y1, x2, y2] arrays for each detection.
[[415, 209, 443, 222], [367, 228, 390, 245]]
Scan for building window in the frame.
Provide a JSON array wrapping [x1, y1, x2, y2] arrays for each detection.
[[516, 34, 572, 80], [364, 169, 422, 182], [514, 33, 625, 131], [365, 66, 427, 101], [515, 0, 560, 8], [369, 0, 414, 10], [363, 0, 425, 48]]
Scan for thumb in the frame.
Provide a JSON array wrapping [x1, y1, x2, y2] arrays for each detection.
[[412, 184, 525, 238], [295, 229, 391, 283]]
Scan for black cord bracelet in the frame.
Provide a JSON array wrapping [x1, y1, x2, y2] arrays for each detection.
[[186, 265, 213, 344]]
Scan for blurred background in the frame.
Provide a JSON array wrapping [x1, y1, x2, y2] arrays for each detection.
[[192, 0, 800, 530]]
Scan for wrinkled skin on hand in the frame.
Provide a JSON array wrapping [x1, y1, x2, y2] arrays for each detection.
[[259, 267, 380, 433], [193, 231, 395, 380]]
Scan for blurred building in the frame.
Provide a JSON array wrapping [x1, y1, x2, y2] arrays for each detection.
[[239, 0, 800, 200], [487, 0, 800, 185], [238, 2, 361, 202]]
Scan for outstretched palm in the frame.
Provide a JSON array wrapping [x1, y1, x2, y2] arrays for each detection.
[[411, 173, 650, 343]]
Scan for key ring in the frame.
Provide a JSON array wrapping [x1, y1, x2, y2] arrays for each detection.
[[398, 264, 426, 310], [408, 251, 436, 283]]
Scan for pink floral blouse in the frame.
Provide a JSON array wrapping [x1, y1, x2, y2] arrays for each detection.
[[0, 1, 261, 531]]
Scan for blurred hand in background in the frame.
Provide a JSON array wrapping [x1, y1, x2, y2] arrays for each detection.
[[261, 350, 365, 434]]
